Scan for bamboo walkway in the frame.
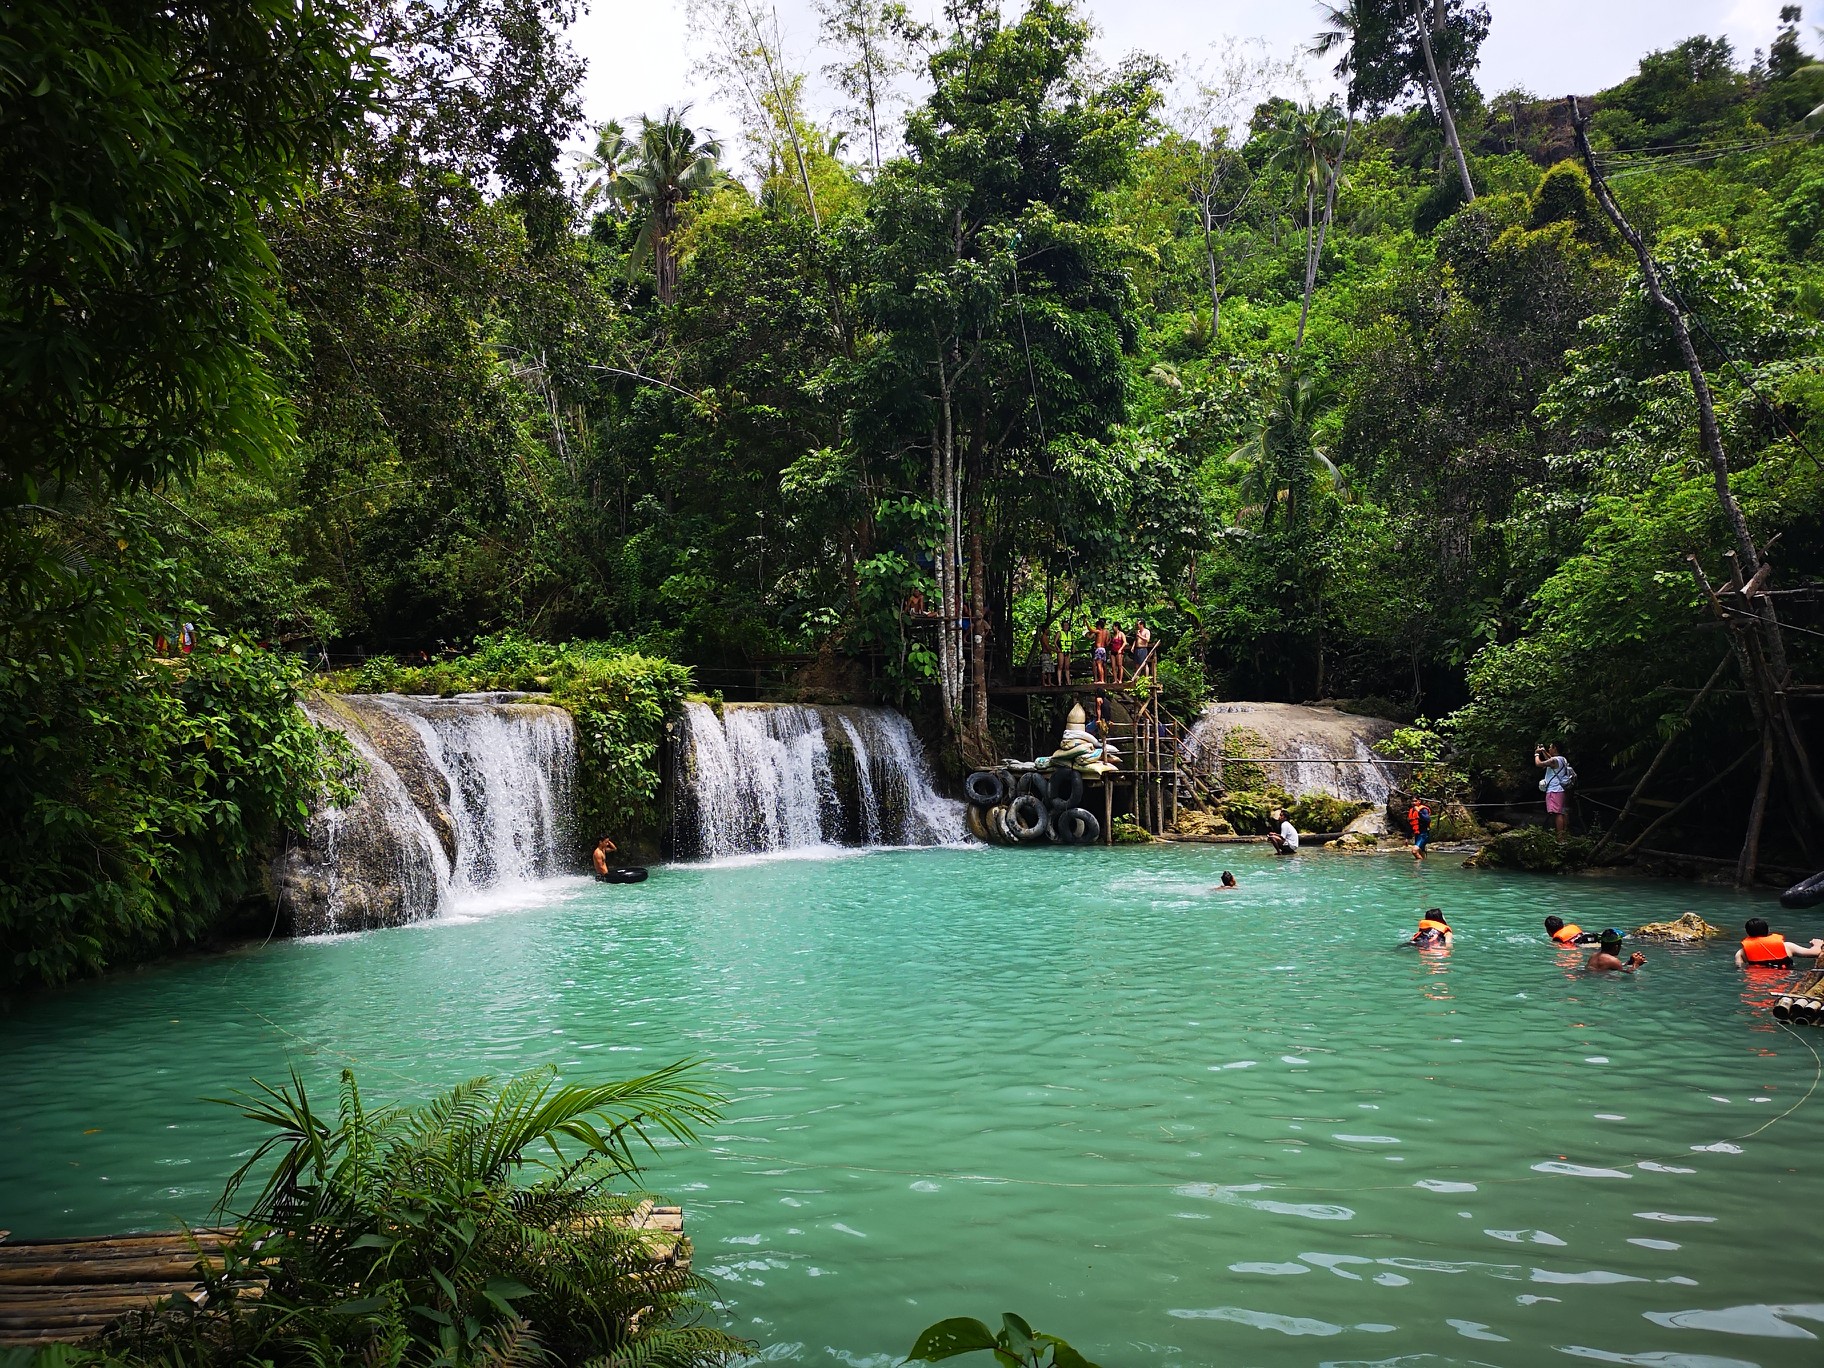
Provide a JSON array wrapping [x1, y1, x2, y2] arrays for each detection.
[[0, 1203, 688, 1350]]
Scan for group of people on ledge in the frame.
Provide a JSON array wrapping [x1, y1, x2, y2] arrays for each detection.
[[1030, 619, 1158, 688]]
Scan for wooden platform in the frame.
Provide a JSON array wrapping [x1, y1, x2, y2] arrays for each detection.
[[0, 1227, 251, 1349], [0, 1203, 689, 1349]]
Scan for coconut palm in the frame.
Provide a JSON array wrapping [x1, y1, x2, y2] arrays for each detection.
[[1407, 0, 1476, 203], [1265, 102, 1348, 348], [575, 118, 632, 214], [1228, 363, 1342, 530], [609, 108, 728, 304]]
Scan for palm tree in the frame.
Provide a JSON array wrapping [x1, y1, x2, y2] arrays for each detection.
[[575, 118, 631, 214], [1407, 0, 1476, 203], [1265, 102, 1347, 348], [1228, 362, 1342, 530], [609, 108, 727, 304]]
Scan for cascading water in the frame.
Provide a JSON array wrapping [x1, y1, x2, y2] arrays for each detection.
[[1181, 701, 1402, 805], [275, 693, 576, 934], [674, 702, 960, 859]]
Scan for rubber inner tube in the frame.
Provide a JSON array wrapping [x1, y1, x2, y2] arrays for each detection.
[[1057, 807, 1100, 846], [987, 804, 1012, 844], [964, 770, 1006, 806], [1007, 793, 1050, 841], [1046, 767, 1085, 809], [1780, 870, 1824, 910], [1015, 771, 1051, 803], [596, 867, 648, 884], [964, 803, 991, 843]]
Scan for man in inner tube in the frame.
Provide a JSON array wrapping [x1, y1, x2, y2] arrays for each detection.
[[592, 835, 618, 876], [1736, 917, 1824, 970]]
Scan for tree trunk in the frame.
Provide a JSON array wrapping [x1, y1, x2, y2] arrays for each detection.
[[1296, 181, 1318, 348], [1200, 196, 1221, 344], [1738, 723, 1776, 887], [967, 443, 989, 755], [1413, 3, 1475, 203]]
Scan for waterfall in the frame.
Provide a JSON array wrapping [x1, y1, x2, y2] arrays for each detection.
[[275, 693, 576, 935], [1182, 701, 1402, 805], [674, 702, 960, 859]]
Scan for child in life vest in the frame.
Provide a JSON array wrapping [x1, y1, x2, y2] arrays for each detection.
[[1543, 915, 1601, 946], [1407, 910, 1452, 948], [1735, 917, 1824, 970]]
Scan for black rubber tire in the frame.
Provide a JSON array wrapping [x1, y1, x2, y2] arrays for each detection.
[[1015, 771, 1051, 803], [1007, 793, 1050, 842], [596, 867, 648, 884], [1057, 807, 1100, 846], [964, 803, 991, 843], [987, 804, 1012, 844], [1046, 767, 1084, 809], [965, 770, 1006, 807], [1780, 870, 1824, 909]]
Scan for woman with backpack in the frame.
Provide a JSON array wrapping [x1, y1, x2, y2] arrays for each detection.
[[1534, 741, 1575, 840]]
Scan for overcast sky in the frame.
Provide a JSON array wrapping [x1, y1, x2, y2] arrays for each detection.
[[568, 0, 1795, 148]]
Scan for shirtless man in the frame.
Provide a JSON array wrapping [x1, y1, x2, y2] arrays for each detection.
[[1091, 619, 1110, 683], [1035, 624, 1059, 686], [1586, 929, 1645, 973], [591, 836, 617, 876]]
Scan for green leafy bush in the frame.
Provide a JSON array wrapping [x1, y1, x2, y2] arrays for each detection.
[[1220, 790, 1285, 834], [0, 624, 339, 992], [1110, 816, 1154, 844], [1372, 721, 1468, 803], [91, 1065, 743, 1367], [910, 1312, 1099, 1367], [1287, 793, 1370, 833]]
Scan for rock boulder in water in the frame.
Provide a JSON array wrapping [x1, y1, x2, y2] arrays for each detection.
[[1181, 702, 1399, 805]]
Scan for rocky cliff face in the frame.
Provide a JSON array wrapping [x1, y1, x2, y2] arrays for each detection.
[[275, 693, 575, 935], [1181, 702, 1401, 804]]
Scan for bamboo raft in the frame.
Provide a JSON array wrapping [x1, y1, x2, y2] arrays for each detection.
[[1773, 969, 1824, 1025], [0, 1203, 688, 1350]]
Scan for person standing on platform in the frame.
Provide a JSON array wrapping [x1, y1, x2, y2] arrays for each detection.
[[1092, 619, 1110, 682], [1131, 621, 1153, 681], [1534, 741, 1574, 840], [1111, 622, 1128, 684], [1036, 623, 1059, 687]]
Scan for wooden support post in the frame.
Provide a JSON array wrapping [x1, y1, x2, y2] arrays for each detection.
[[1103, 775, 1114, 846]]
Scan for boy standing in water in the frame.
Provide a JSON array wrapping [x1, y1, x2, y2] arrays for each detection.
[[591, 836, 617, 876]]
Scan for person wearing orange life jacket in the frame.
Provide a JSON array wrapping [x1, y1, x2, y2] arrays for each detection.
[[1407, 799, 1431, 860], [1735, 917, 1824, 970], [1406, 909, 1452, 948], [1543, 915, 1601, 946]]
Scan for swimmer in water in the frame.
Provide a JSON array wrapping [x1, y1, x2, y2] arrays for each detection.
[[591, 835, 617, 876], [1586, 929, 1645, 973], [1735, 916, 1824, 970], [1543, 915, 1602, 946], [1216, 871, 1237, 890], [1407, 909, 1452, 948]]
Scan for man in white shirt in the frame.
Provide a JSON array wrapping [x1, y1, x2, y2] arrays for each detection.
[[1268, 808, 1300, 855]]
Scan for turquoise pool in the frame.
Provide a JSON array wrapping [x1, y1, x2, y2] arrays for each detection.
[[2, 844, 1820, 1366]]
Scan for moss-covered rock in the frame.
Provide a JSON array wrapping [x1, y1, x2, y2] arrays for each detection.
[[1111, 816, 1154, 844], [1468, 827, 1594, 873]]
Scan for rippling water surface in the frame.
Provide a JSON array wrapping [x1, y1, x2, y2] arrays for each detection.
[[3, 844, 1822, 1366]]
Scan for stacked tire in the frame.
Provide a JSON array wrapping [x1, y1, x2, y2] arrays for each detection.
[[963, 769, 1099, 846]]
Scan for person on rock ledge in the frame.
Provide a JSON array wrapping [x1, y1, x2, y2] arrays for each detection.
[[591, 836, 618, 876], [1267, 808, 1299, 855]]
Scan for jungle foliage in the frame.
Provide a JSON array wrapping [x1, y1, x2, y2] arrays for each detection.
[[33, 1064, 744, 1368], [5, 0, 1824, 988]]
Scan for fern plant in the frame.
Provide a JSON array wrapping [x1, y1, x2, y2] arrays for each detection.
[[95, 1063, 744, 1367]]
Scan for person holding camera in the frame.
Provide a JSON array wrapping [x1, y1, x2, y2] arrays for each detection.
[[1534, 741, 1574, 840]]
